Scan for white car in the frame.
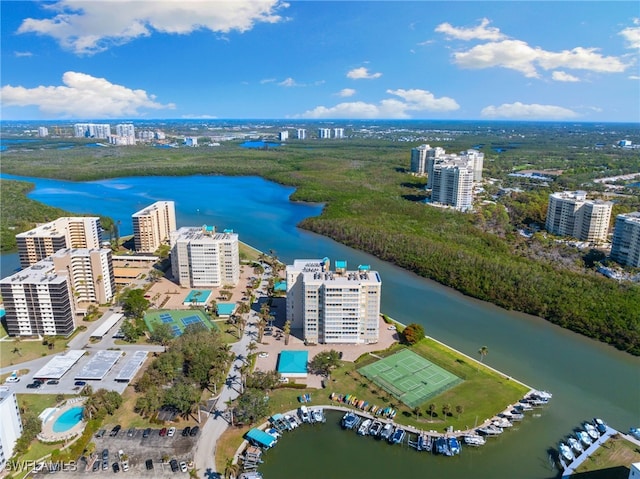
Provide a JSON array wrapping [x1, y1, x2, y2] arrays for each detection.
[[167, 427, 176, 437], [179, 461, 188, 473], [5, 376, 19, 383], [387, 325, 396, 330], [258, 352, 269, 358]]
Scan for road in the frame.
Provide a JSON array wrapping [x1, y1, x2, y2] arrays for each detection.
[[193, 306, 258, 478]]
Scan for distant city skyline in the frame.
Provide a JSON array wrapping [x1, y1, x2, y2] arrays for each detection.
[[1, 1, 638, 122]]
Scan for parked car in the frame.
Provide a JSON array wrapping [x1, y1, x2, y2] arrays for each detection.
[[127, 428, 135, 437], [46, 379, 59, 385], [102, 449, 109, 460], [159, 427, 167, 437], [110, 425, 121, 437], [169, 459, 179, 473], [112, 462, 120, 473], [74, 380, 86, 386], [189, 426, 199, 437], [179, 461, 187, 473], [32, 462, 45, 473], [181, 427, 191, 437], [96, 430, 106, 438], [167, 427, 176, 437], [142, 428, 151, 438], [92, 461, 100, 472], [102, 460, 109, 471], [145, 459, 154, 471]]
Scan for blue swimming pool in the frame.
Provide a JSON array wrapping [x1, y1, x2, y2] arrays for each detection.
[[52, 406, 84, 433]]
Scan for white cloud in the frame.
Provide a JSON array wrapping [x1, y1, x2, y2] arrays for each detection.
[[629, 75, 640, 80], [260, 78, 276, 84], [347, 67, 382, 80], [337, 88, 356, 97], [278, 77, 298, 87], [0, 71, 174, 117], [182, 114, 217, 119], [435, 18, 506, 41], [481, 102, 578, 120], [552, 71, 580, 82], [294, 88, 459, 119], [619, 18, 640, 49], [453, 40, 627, 77], [17, 0, 289, 55], [14, 51, 33, 57]]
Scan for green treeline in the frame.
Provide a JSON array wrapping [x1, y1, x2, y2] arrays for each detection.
[[301, 214, 640, 355]]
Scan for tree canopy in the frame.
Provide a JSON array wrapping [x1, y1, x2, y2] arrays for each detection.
[[401, 323, 425, 345], [120, 288, 150, 319], [309, 350, 341, 376]]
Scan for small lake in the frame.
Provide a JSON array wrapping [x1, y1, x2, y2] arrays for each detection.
[[240, 141, 281, 149]]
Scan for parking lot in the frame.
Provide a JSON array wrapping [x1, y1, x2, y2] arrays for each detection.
[[43, 426, 199, 477]]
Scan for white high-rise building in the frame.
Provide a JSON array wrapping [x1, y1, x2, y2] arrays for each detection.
[[545, 191, 612, 242], [318, 128, 331, 139], [16, 217, 102, 269], [0, 259, 77, 337], [185, 137, 198, 147], [333, 128, 344, 139], [425, 146, 447, 188], [38, 127, 49, 137], [132, 201, 176, 253], [297, 129, 307, 140], [610, 212, 640, 267], [459, 149, 484, 182], [286, 258, 381, 345], [51, 248, 115, 304], [115, 123, 135, 137], [171, 226, 239, 287], [279, 131, 289, 141], [410, 144, 430, 175], [430, 161, 475, 211], [74, 123, 111, 139], [0, 391, 23, 472]]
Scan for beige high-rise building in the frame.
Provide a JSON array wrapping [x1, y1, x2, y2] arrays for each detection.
[[16, 217, 102, 269], [170, 226, 239, 287], [132, 201, 176, 253], [545, 191, 612, 242], [286, 258, 381, 345], [430, 160, 475, 211], [51, 248, 115, 304], [610, 212, 640, 267], [0, 259, 76, 337]]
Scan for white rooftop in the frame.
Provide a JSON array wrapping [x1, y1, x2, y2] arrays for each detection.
[[34, 350, 85, 379], [75, 350, 123, 380], [90, 313, 123, 338], [115, 351, 148, 382]]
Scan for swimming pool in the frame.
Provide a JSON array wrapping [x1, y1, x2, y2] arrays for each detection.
[[52, 406, 84, 433]]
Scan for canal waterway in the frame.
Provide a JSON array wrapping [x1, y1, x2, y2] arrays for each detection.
[[1, 173, 638, 478]]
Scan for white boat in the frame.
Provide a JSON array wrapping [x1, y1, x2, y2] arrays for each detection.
[[531, 390, 552, 400], [298, 406, 310, 423], [593, 418, 607, 435], [380, 423, 394, 440], [576, 430, 592, 448], [559, 442, 574, 462], [463, 434, 486, 447], [477, 424, 503, 436], [369, 420, 383, 436], [503, 411, 524, 421], [583, 423, 599, 441], [311, 408, 325, 423], [285, 414, 298, 429], [358, 419, 372, 436], [568, 437, 583, 455], [492, 417, 513, 428]]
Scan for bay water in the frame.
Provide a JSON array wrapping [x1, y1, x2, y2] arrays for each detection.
[[0, 173, 637, 478]]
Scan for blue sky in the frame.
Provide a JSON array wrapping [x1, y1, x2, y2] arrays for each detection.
[[1, 1, 639, 121]]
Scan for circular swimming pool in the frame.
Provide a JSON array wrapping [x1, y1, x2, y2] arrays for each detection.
[[52, 406, 84, 433]]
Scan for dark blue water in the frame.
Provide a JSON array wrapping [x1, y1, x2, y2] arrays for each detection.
[[0, 173, 637, 479]]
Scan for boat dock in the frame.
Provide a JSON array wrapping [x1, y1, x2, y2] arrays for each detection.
[[560, 425, 617, 477]]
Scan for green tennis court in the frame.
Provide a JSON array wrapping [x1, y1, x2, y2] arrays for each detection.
[[144, 309, 217, 337], [358, 349, 462, 408]]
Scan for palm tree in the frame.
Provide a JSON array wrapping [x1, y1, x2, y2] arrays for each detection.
[[283, 320, 291, 345], [224, 459, 239, 479], [455, 404, 464, 419], [413, 406, 421, 420], [247, 341, 258, 356], [442, 403, 452, 417], [478, 346, 489, 370], [257, 318, 267, 342], [427, 403, 436, 419]]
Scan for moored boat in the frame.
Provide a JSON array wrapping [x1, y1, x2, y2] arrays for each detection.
[[390, 427, 405, 444], [583, 422, 599, 441], [477, 424, 503, 436], [448, 437, 461, 455], [435, 437, 451, 456], [576, 430, 592, 448], [358, 418, 372, 436], [380, 422, 393, 441], [298, 406, 310, 423], [492, 417, 513, 428], [369, 420, 382, 436], [311, 408, 325, 424], [341, 412, 359, 430], [593, 418, 607, 435], [630, 427, 640, 440], [559, 442, 574, 462], [463, 434, 486, 447], [416, 433, 433, 451], [568, 437, 583, 455]]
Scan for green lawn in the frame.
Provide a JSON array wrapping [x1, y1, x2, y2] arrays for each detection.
[[1, 339, 66, 369], [574, 434, 640, 478]]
